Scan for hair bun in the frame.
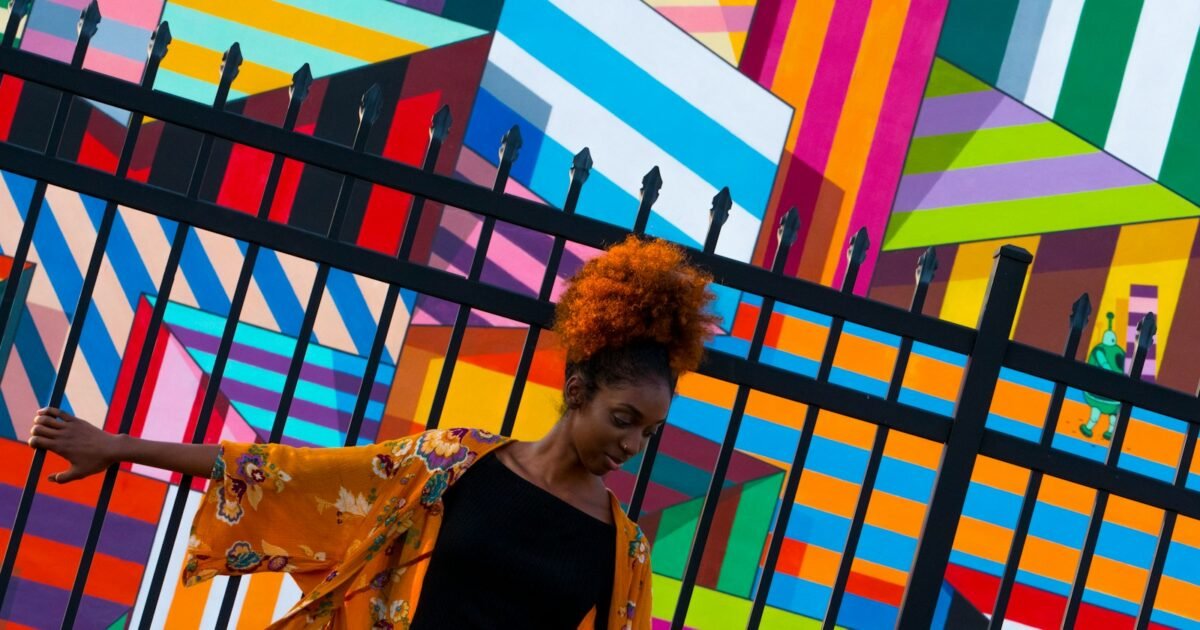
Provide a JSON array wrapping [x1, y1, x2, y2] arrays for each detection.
[[554, 235, 718, 376]]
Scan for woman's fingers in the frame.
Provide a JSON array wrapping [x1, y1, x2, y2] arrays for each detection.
[[26, 435, 57, 452], [30, 423, 60, 438], [32, 414, 64, 431]]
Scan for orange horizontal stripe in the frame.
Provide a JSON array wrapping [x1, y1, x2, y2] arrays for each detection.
[[1086, 555, 1148, 603], [865, 489, 925, 538], [0, 442, 166, 524], [1037, 475, 1096, 514], [745, 390, 809, 428], [1174, 516, 1200, 549], [901, 353, 962, 401], [831, 333, 897, 383], [795, 470, 859, 518], [677, 372, 737, 409], [991, 379, 1049, 427], [0, 529, 143, 605], [951, 515, 1012, 565], [813, 411, 876, 451], [883, 430, 941, 469], [796, 541, 841, 586], [971, 456, 1029, 496], [1018, 535, 1080, 583], [1157, 574, 1200, 619], [850, 556, 908, 587]]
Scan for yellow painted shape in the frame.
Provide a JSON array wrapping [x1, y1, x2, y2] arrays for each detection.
[[815, 0, 914, 286], [692, 32, 737, 64], [169, 0, 425, 63], [939, 236, 1040, 329], [1091, 219, 1199, 373], [162, 38, 292, 96], [414, 359, 560, 442]]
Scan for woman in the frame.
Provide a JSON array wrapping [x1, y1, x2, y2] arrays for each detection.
[[28, 235, 717, 629]]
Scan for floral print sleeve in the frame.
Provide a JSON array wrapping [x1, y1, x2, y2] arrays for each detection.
[[182, 438, 427, 589]]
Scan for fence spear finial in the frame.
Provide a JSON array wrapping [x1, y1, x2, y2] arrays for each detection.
[[770, 206, 801, 273], [915, 246, 938, 286], [702, 186, 731, 255], [847, 227, 870, 265], [148, 21, 172, 61], [499, 124, 523, 165], [289, 63, 312, 104], [641, 166, 663, 209], [1070, 293, 1091, 332], [219, 42, 242, 87], [430, 105, 452, 142], [78, 0, 101, 41], [359, 83, 382, 126], [1136, 312, 1157, 348], [571, 147, 593, 185]]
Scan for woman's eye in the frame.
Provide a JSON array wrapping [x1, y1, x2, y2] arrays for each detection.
[[612, 415, 631, 426]]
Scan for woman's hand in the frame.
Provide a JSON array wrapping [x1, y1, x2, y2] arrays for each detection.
[[28, 408, 122, 483]]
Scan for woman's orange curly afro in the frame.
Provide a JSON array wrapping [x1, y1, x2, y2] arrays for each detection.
[[554, 235, 719, 377]]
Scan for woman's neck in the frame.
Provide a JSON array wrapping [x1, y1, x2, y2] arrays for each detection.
[[511, 417, 596, 491]]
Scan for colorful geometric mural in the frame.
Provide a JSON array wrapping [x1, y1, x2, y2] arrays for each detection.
[[1, 0, 1199, 628]]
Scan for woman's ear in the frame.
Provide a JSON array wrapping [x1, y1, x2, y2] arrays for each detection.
[[564, 374, 585, 409]]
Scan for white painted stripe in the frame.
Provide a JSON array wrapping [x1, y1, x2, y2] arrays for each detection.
[[44, 187, 134, 352], [353, 273, 409, 364], [1105, 0, 1200, 178], [243, 274, 282, 334], [490, 33, 761, 261], [161, 488, 206, 628], [193, 229, 245, 308], [132, 483, 178, 629], [1023, 0, 1086, 117], [550, 0, 791, 161], [200, 576, 232, 629], [272, 574, 304, 623], [997, 0, 1054, 98], [226, 570, 251, 628], [119, 206, 199, 308], [384, 303, 410, 367], [315, 287, 357, 355]]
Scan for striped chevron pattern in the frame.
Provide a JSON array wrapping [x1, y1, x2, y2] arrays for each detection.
[[938, 0, 1200, 206]]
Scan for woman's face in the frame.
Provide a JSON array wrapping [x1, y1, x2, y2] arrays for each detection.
[[567, 376, 673, 477]]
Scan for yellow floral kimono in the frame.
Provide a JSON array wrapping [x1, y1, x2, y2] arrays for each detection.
[[182, 428, 653, 629]]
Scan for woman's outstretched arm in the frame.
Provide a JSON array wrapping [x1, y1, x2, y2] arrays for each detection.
[[28, 407, 219, 483]]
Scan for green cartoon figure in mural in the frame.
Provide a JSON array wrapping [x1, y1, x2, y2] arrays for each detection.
[[1079, 313, 1125, 440]]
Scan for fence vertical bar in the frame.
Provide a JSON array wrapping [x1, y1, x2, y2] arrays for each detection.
[[132, 62, 310, 630], [1, 0, 31, 51], [0, 0, 97, 381], [746, 227, 871, 630], [1061, 313, 1156, 628], [894, 245, 1031, 629], [52, 23, 174, 629], [211, 84, 383, 628], [987, 293, 1090, 628], [0, 2, 102, 604], [1135, 383, 1200, 629], [345, 105, 452, 448], [671, 208, 798, 630], [497, 147, 593, 438], [821, 246, 939, 628], [627, 186, 728, 521], [424, 125, 522, 430]]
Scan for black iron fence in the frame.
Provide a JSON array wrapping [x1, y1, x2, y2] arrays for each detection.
[[0, 3, 1197, 629]]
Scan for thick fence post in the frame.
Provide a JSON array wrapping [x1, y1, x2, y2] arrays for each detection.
[[895, 245, 1030, 629]]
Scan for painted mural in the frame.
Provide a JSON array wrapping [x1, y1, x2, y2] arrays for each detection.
[[0, 0, 1197, 628]]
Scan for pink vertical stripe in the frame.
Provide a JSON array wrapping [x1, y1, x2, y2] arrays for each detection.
[[739, 0, 795, 85], [776, 0, 872, 275], [129, 334, 202, 482], [838, 0, 949, 294]]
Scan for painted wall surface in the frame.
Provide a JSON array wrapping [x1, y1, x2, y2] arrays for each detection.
[[0, 0, 1197, 628]]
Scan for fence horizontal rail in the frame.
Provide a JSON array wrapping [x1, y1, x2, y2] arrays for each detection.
[[980, 430, 1200, 520], [0, 47, 978, 357], [1004, 342, 1200, 427], [0, 138, 958, 447]]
